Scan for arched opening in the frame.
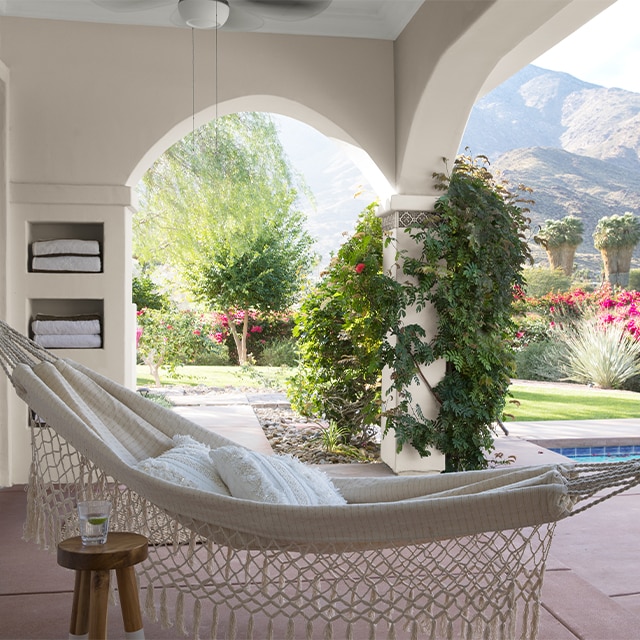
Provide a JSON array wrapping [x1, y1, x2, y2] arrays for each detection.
[[129, 107, 385, 379]]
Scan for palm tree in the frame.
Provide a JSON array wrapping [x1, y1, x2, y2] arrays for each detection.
[[593, 212, 640, 287], [534, 215, 583, 276]]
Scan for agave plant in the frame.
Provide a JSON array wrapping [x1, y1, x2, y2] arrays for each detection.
[[556, 316, 640, 389]]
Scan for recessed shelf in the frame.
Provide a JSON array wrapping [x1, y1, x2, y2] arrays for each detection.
[[29, 299, 104, 349], [28, 222, 103, 273]]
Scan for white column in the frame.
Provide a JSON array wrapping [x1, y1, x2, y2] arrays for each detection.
[[378, 196, 446, 475]]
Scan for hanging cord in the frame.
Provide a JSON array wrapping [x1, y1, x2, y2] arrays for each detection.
[[191, 27, 196, 155], [0, 319, 58, 385], [214, 3, 219, 152]]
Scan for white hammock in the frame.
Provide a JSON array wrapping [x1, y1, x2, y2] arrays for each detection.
[[2, 319, 639, 640]]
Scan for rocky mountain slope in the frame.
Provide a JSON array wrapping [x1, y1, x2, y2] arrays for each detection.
[[459, 65, 640, 274]]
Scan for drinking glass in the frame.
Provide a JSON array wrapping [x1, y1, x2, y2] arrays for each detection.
[[77, 500, 111, 545]]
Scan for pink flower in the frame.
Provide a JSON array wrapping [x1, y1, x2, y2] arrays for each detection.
[[355, 263, 366, 274], [213, 332, 225, 343], [193, 329, 201, 336], [250, 325, 263, 333]]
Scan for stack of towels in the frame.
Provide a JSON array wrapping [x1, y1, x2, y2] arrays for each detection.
[[30, 239, 102, 273], [31, 314, 102, 349]]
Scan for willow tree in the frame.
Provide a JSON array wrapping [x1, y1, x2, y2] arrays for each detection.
[[533, 215, 583, 276], [593, 212, 640, 287], [135, 113, 316, 363]]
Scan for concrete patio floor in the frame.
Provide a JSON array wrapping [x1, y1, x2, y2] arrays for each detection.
[[1, 393, 640, 639]]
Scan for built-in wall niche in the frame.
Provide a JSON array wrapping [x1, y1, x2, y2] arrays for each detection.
[[27, 222, 103, 273], [28, 299, 104, 350]]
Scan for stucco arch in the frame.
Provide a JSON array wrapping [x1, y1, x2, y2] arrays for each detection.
[[129, 94, 393, 201], [393, 0, 617, 197]]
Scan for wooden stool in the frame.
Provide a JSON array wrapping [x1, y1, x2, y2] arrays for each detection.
[[57, 532, 148, 640]]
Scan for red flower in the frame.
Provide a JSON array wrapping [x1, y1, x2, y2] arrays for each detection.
[[250, 325, 263, 333], [355, 263, 366, 274]]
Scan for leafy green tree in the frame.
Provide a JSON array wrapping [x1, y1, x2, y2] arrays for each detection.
[[135, 113, 316, 363], [132, 271, 169, 311]]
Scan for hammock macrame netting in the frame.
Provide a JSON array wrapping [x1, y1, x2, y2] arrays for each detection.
[[2, 319, 640, 640]]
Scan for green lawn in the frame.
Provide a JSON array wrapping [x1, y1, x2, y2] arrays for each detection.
[[136, 365, 640, 421], [506, 384, 640, 421], [136, 364, 293, 391]]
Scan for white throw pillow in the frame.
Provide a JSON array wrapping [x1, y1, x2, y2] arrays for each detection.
[[136, 434, 230, 495], [209, 445, 346, 505]]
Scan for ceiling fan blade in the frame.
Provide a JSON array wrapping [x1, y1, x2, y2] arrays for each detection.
[[93, 0, 174, 12], [223, 5, 264, 30], [234, 0, 331, 22]]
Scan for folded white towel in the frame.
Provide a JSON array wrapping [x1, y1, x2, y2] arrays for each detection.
[[33, 334, 102, 349], [32, 319, 101, 336], [31, 255, 102, 273], [32, 239, 100, 256]]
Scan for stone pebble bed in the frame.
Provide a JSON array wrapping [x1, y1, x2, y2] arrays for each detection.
[[154, 385, 381, 465], [254, 406, 381, 465]]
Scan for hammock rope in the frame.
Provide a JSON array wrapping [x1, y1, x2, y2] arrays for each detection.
[[2, 318, 639, 640]]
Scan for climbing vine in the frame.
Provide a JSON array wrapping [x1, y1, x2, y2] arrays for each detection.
[[382, 155, 533, 471]]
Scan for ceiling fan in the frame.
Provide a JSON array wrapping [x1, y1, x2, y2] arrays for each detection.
[[93, 0, 332, 30]]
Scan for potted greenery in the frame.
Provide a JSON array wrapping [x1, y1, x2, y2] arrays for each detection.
[[593, 212, 640, 287], [534, 215, 583, 276]]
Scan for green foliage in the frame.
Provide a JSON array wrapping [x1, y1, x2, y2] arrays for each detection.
[[136, 308, 219, 386], [289, 203, 398, 445], [534, 215, 583, 248], [135, 113, 316, 364], [628, 269, 640, 291], [187, 344, 230, 366], [514, 340, 566, 382], [382, 155, 533, 472], [132, 272, 169, 311], [258, 338, 297, 367], [553, 316, 640, 389], [523, 268, 571, 297], [593, 212, 640, 250]]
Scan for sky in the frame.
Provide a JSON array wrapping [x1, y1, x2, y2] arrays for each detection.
[[534, 0, 640, 93]]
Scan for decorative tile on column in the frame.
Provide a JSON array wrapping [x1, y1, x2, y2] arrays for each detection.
[[381, 211, 438, 231]]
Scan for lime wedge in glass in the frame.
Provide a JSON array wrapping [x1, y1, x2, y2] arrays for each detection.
[[87, 516, 108, 525]]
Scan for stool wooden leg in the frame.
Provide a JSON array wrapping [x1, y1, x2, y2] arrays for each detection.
[[115, 567, 145, 639], [88, 569, 110, 640], [69, 570, 90, 638]]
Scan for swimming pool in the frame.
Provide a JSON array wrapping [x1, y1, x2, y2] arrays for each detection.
[[550, 445, 640, 464]]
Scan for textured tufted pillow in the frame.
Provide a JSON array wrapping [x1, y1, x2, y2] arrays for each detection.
[[209, 445, 346, 505], [136, 435, 230, 495]]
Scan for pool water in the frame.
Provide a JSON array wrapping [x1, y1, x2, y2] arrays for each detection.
[[550, 445, 640, 464]]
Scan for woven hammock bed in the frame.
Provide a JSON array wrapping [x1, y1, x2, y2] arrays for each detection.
[[2, 319, 640, 640]]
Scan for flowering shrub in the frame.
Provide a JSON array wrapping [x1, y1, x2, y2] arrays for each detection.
[[513, 285, 640, 341], [289, 203, 395, 445], [513, 285, 640, 385], [136, 308, 220, 385], [211, 310, 293, 365]]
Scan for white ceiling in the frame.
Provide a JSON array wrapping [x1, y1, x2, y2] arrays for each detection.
[[0, 0, 425, 39]]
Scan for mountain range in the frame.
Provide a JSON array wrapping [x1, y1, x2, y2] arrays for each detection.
[[459, 64, 640, 274]]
